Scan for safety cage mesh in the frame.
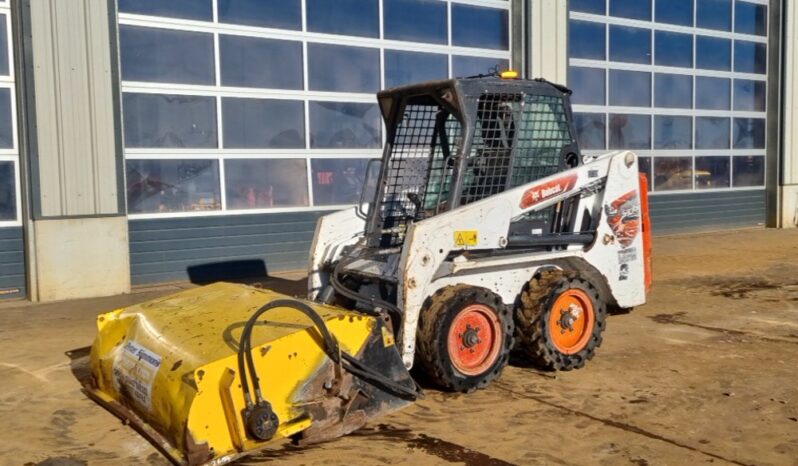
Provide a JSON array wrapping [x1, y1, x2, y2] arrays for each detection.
[[375, 92, 572, 248]]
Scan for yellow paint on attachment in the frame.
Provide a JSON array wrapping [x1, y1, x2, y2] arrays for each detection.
[[87, 282, 376, 465], [454, 230, 478, 246]]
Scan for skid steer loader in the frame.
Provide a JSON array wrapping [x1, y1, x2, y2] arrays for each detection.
[[82, 74, 651, 466]]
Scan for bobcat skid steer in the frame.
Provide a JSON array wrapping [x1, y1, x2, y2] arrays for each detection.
[[82, 74, 651, 466]]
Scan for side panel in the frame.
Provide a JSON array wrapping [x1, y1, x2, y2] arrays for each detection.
[[0, 227, 25, 299], [307, 207, 366, 300], [649, 190, 766, 235], [129, 212, 325, 285]]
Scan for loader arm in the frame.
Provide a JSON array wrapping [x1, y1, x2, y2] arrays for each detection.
[[395, 150, 649, 367], [308, 207, 367, 300]]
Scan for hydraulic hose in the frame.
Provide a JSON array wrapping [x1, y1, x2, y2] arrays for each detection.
[[330, 257, 403, 326], [237, 299, 421, 408]]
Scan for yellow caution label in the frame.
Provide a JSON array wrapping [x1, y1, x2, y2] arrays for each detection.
[[454, 230, 478, 247]]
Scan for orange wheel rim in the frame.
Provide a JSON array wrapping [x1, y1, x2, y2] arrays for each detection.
[[548, 289, 594, 354], [447, 304, 503, 375]]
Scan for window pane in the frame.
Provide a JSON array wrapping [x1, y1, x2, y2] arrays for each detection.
[[609, 114, 651, 149], [308, 44, 380, 92], [695, 156, 730, 188], [655, 0, 693, 26], [0, 15, 8, 76], [609, 70, 651, 107], [733, 118, 765, 149], [572, 0, 605, 14], [219, 35, 302, 90], [695, 117, 730, 149], [120, 26, 214, 85], [734, 79, 766, 112], [735, 1, 767, 36], [309, 102, 381, 149], [655, 73, 692, 109], [306, 0, 378, 38], [696, 36, 731, 71], [225, 159, 308, 209], [0, 161, 15, 220], [451, 4, 509, 50], [655, 115, 692, 149], [733, 156, 765, 187], [610, 0, 651, 20], [385, 50, 448, 88], [654, 157, 693, 191], [574, 113, 606, 150], [217, 0, 301, 30], [697, 0, 732, 31], [0, 88, 13, 149], [735, 40, 767, 74], [123, 93, 217, 148], [126, 160, 220, 213], [384, 0, 447, 45], [569, 20, 605, 60], [222, 98, 304, 149], [311, 159, 370, 205], [118, 0, 212, 20], [568, 67, 605, 106], [610, 25, 651, 64], [655, 31, 693, 68], [695, 77, 730, 110], [452, 56, 508, 78]]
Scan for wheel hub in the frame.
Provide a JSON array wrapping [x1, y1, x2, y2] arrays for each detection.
[[461, 324, 481, 348], [557, 303, 583, 333]]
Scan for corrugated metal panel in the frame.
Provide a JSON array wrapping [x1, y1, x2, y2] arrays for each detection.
[[28, 0, 120, 217], [783, 0, 797, 186], [129, 191, 765, 286], [129, 212, 326, 285], [649, 190, 766, 235], [0, 227, 25, 298], [529, 0, 568, 82]]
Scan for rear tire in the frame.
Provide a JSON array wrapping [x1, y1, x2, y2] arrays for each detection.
[[516, 271, 606, 371], [416, 285, 514, 392]]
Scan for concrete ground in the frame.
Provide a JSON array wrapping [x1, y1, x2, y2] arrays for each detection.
[[2, 228, 798, 466]]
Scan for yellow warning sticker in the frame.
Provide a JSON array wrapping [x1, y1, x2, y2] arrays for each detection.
[[454, 230, 478, 247]]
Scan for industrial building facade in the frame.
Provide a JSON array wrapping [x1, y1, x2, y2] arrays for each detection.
[[0, 0, 789, 301]]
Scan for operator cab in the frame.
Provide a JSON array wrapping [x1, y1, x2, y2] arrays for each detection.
[[367, 75, 582, 249]]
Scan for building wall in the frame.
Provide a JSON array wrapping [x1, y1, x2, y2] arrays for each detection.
[[649, 189, 765, 234], [129, 211, 323, 285]]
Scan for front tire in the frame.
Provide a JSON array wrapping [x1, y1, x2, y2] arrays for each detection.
[[416, 285, 514, 392], [516, 271, 606, 371]]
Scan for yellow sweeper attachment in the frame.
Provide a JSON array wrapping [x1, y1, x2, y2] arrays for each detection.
[[81, 282, 419, 465]]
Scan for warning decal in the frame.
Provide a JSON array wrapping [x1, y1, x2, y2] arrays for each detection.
[[454, 230, 478, 247], [113, 341, 162, 411]]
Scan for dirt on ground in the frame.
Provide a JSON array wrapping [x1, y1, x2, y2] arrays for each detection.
[[1, 228, 798, 466]]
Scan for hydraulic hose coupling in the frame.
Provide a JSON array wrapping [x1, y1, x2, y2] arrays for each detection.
[[244, 400, 280, 441]]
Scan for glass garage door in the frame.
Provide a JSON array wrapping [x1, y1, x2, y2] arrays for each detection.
[[117, 0, 512, 219], [567, 0, 769, 231]]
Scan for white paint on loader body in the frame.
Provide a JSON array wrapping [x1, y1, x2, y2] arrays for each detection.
[[309, 151, 648, 368]]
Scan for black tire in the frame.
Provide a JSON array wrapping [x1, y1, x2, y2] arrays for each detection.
[[516, 271, 606, 371], [416, 285, 514, 392]]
